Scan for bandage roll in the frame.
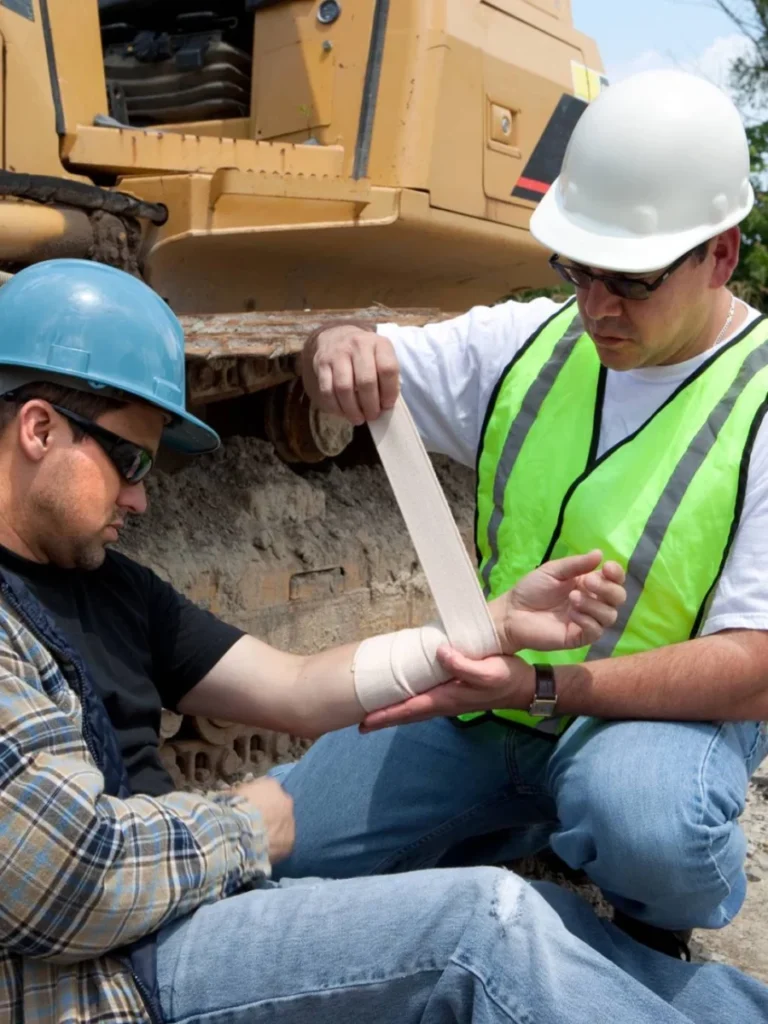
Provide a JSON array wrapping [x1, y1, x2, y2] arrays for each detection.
[[353, 399, 501, 713]]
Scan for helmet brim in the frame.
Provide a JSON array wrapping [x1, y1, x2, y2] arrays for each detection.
[[530, 177, 755, 274], [156, 403, 221, 455]]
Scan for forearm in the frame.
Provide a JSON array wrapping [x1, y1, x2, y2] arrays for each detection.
[[555, 630, 768, 721], [182, 635, 365, 738], [38, 788, 268, 962], [291, 642, 365, 735], [185, 586, 626, 738]]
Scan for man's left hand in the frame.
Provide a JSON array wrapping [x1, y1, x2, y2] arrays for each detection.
[[491, 550, 626, 655]]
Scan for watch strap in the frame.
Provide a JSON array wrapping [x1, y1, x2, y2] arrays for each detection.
[[529, 663, 558, 718]]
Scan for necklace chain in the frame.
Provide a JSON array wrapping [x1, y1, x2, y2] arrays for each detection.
[[714, 294, 737, 347]]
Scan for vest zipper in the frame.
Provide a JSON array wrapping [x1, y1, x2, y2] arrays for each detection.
[[124, 965, 163, 1024]]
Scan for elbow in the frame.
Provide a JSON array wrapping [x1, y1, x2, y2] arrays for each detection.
[[286, 715, 326, 741]]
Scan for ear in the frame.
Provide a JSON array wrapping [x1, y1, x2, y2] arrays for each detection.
[[16, 400, 63, 465], [708, 227, 741, 289]]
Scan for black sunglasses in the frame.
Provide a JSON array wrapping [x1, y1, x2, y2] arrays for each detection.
[[549, 248, 694, 301], [49, 405, 154, 484], [2, 393, 154, 484]]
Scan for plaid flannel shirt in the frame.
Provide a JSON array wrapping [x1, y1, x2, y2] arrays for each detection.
[[0, 592, 270, 1024]]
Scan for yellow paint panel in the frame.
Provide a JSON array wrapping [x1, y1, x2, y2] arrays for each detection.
[[254, 45, 335, 138], [571, 60, 607, 101], [46, 0, 107, 132], [480, 0, 569, 25], [571, 61, 590, 102]]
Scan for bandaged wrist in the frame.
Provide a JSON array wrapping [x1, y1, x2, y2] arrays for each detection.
[[352, 623, 452, 712]]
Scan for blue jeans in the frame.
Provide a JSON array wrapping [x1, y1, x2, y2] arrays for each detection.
[[270, 716, 768, 930], [155, 868, 768, 1023]]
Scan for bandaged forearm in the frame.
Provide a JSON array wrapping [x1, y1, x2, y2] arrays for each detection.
[[352, 618, 502, 711], [352, 624, 451, 711]]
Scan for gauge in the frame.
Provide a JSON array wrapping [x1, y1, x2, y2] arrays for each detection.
[[317, 1, 341, 26]]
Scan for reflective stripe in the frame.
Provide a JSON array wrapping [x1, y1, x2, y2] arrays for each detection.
[[478, 303, 585, 596], [590, 333, 768, 658], [476, 301, 581, 585], [481, 314, 585, 595]]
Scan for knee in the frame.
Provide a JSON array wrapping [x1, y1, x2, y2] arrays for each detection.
[[553, 755, 745, 902], [453, 865, 517, 900], [441, 866, 525, 922]]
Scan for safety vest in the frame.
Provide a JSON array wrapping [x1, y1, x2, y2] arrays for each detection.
[[461, 299, 768, 735]]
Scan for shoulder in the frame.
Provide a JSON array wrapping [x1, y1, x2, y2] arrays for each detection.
[[101, 550, 175, 609], [102, 549, 154, 584], [377, 296, 566, 355], [0, 594, 69, 705]]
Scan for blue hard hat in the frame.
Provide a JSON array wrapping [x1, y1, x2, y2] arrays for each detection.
[[0, 259, 219, 453]]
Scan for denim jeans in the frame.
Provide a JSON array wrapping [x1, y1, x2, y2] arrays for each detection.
[[155, 868, 768, 1024], [270, 715, 768, 930]]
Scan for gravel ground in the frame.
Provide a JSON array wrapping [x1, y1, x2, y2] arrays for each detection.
[[693, 769, 768, 982]]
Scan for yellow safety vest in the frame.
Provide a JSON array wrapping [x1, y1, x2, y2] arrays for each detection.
[[462, 299, 768, 734]]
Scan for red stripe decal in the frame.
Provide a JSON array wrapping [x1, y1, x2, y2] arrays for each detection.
[[516, 177, 550, 195]]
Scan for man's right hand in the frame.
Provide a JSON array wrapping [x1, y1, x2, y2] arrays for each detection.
[[301, 323, 401, 425], [234, 776, 295, 865]]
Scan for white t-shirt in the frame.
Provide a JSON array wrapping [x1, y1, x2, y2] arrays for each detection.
[[377, 298, 768, 637]]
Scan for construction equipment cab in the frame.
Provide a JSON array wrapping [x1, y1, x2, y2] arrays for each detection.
[[0, 0, 604, 313]]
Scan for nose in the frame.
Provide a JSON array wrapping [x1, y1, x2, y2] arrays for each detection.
[[582, 280, 624, 321], [117, 480, 148, 515]]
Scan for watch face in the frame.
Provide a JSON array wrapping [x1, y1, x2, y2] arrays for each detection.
[[530, 699, 558, 718]]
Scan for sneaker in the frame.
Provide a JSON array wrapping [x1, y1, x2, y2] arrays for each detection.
[[613, 910, 693, 961]]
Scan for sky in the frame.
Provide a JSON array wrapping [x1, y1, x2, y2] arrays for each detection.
[[570, 0, 755, 91]]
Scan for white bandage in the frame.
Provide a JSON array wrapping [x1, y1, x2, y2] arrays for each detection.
[[353, 398, 501, 713], [353, 624, 451, 712]]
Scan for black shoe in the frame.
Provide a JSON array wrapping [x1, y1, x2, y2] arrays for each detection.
[[613, 910, 693, 961]]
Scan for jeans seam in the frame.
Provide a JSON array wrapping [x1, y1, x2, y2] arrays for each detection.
[[696, 722, 736, 903], [449, 954, 528, 1024], [745, 720, 768, 772]]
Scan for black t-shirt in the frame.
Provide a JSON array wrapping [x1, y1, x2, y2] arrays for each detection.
[[0, 544, 243, 796]]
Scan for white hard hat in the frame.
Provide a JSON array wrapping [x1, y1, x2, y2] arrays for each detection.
[[530, 69, 754, 273]]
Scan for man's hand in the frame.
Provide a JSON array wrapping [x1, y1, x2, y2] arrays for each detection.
[[233, 777, 295, 865], [360, 648, 534, 732], [360, 551, 626, 732], [490, 550, 626, 655], [302, 323, 400, 424]]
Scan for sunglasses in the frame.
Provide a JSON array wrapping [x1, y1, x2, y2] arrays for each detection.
[[48, 405, 155, 484], [549, 248, 694, 301], [2, 392, 155, 484]]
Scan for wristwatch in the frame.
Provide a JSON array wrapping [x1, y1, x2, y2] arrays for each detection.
[[529, 664, 558, 718]]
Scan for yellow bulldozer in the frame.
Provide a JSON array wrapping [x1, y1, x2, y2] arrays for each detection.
[[0, 0, 604, 787]]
